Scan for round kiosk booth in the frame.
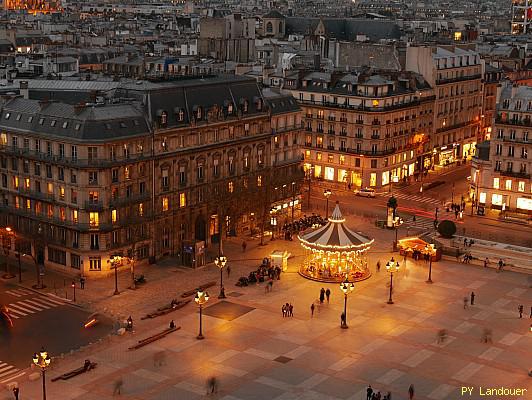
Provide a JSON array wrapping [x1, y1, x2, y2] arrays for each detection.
[[298, 203, 373, 283]]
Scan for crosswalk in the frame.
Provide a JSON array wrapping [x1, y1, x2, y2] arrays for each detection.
[[4, 288, 34, 298], [380, 192, 442, 206], [0, 361, 24, 385], [404, 216, 436, 231], [5, 295, 67, 320]]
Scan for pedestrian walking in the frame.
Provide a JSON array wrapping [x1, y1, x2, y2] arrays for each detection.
[[80, 276, 85, 289], [319, 288, 325, 304], [310, 303, 315, 317], [463, 238, 468, 247], [463, 296, 468, 309], [470, 291, 475, 305], [242, 240, 247, 252], [325, 288, 331, 303], [12, 387, 19, 400], [113, 378, 124, 396], [518, 304, 524, 318], [282, 304, 286, 317], [498, 259, 504, 272], [226, 265, 231, 277], [289, 303, 294, 317], [206, 376, 218, 394], [403, 254, 407, 264], [375, 392, 382, 400], [366, 384, 373, 400], [376, 261, 381, 272], [408, 384, 415, 400], [169, 320, 176, 329], [483, 257, 489, 268]]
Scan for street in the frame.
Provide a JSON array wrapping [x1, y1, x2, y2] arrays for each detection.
[[0, 280, 112, 386]]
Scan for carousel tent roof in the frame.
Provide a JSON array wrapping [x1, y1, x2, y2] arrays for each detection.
[[299, 203, 373, 250]]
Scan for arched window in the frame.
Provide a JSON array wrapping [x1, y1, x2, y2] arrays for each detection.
[[266, 21, 273, 33]]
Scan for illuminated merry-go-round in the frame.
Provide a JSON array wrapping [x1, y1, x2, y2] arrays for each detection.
[[298, 203, 373, 283]]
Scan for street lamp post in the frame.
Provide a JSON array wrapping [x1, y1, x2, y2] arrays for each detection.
[[71, 280, 76, 302], [339, 278, 355, 329], [109, 256, 121, 295], [215, 255, 227, 299], [32, 348, 51, 400], [323, 189, 332, 218], [425, 244, 434, 284], [2, 227, 15, 279], [16, 252, 22, 283], [386, 257, 400, 304], [270, 207, 277, 240], [194, 289, 209, 340]]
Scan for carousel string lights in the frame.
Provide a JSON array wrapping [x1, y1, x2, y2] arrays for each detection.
[[298, 203, 373, 283]]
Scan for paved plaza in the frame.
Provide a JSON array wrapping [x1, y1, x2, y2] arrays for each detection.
[[9, 219, 532, 400]]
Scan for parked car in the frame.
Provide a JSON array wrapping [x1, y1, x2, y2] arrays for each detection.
[[355, 188, 376, 198]]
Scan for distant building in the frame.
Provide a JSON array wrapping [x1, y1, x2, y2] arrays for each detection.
[[4, 0, 61, 14], [406, 45, 483, 167], [471, 84, 532, 216], [283, 70, 434, 190], [511, 0, 532, 34]]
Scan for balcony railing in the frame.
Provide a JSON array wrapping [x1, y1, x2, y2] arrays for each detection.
[[298, 96, 435, 113], [500, 170, 530, 179], [0, 146, 150, 168], [109, 192, 150, 208], [495, 115, 532, 127], [435, 74, 481, 85], [84, 201, 105, 211]]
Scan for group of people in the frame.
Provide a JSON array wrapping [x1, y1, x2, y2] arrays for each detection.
[[282, 303, 294, 317], [282, 214, 327, 240], [319, 287, 331, 304], [366, 384, 393, 400]]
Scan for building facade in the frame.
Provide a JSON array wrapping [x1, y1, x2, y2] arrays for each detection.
[[406, 45, 483, 166], [283, 70, 434, 190], [0, 76, 303, 277], [470, 84, 532, 215]]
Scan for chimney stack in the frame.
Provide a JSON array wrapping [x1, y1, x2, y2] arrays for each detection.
[[19, 81, 29, 99]]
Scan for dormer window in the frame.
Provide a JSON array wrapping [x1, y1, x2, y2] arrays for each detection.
[[178, 109, 184, 122], [241, 98, 249, 113], [160, 111, 167, 126], [255, 97, 263, 111], [196, 106, 202, 120], [161, 138, 168, 151]]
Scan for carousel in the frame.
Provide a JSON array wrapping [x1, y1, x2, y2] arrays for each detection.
[[298, 203, 373, 282]]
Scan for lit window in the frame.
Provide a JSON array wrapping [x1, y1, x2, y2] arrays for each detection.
[[228, 181, 234, 193], [48, 204, 53, 218], [60, 207, 65, 221], [26, 199, 31, 209], [305, 150, 311, 159], [370, 173, 377, 187], [47, 182, 53, 194], [493, 178, 499, 189], [162, 196, 169, 212], [518, 181, 525, 192], [13, 176, 19, 189], [257, 175, 262, 187], [60, 186, 65, 200], [139, 203, 144, 216], [505, 179, 512, 191], [15, 196, 20, 209], [491, 193, 502, 206], [317, 152, 322, 161], [73, 210, 78, 223], [124, 166, 130, 179], [24, 177, 30, 189], [372, 100, 379, 107], [179, 193, 186, 208], [89, 212, 99, 227], [112, 209, 117, 223], [339, 155, 345, 165]]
